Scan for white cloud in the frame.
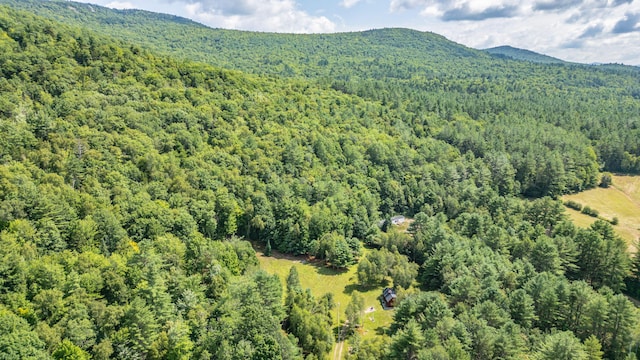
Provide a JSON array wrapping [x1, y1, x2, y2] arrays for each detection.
[[105, 1, 136, 9], [340, 0, 363, 8], [423, 2, 639, 63], [383, 0, 640, 63], [157, 0, 335, 33], [391, 0, 525, 20], [390, 0, 429, 13], [390, 0, 635, 19]]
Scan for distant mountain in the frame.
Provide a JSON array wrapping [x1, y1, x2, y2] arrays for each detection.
[[484, 45, 567, 64], [0, 0, 492, 78], [594, 63, 640, 74], [5, 0, 639, 79]]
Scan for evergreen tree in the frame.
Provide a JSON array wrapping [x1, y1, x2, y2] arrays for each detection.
[[265, 238, 272, 256], [345, 292, 365, 333]]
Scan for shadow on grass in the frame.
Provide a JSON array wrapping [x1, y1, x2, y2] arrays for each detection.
[[344, 283, 379, 295], [295, 258, 355, 276], [343, 279, 390, 295], [251, 241, 311, 262], [376, 326, 389, 336], [313, 264, 348, 276]]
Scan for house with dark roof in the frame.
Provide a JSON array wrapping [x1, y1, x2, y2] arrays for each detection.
[[382, 288, 397, 307]]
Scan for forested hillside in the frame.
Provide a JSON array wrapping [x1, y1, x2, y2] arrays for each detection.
[[3, 0, 640, 186], [484, 46, 567, 64], [1, 3, 640, 360]]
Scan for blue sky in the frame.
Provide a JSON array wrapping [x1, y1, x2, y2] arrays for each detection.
[[73, 0, 640, 65]]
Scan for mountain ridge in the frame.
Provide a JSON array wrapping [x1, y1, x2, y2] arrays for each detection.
[[3, 0, 639, 179], [484, 45, 567, 64], [0, 0, 513, 73], [4, 0, 639, 71]]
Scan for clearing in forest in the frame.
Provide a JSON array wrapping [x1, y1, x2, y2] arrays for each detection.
[[562, 175, 640, 248], [256, 247, 394, 355]]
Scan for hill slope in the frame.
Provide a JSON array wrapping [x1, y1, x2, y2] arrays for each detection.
[[484, 45, 567, 64], [0, 0, 488, 77], [3, 0, 640, 186]]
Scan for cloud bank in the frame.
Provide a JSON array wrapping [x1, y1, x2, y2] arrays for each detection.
[[612, 12, 640, 33], [161, 0, 336, 33], [441, 4, 520, 21], [385, 0, 639, 64]]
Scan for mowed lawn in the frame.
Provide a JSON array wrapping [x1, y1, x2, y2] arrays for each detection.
[[256, 247, 394, 341], [562, 175, 640, 249]]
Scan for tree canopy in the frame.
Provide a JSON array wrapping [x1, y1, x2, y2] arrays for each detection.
[[0, 3, 639, 359]]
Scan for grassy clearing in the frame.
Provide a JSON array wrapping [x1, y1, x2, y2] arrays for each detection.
[[255, 223, 415, 358], [256, 247, 394, 341], [562, 175, 640, 249], [612, 175, 640, 204]]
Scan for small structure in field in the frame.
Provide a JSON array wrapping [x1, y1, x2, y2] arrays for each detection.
[[382, 288, 397, 308], [378, 215, 406, 228]]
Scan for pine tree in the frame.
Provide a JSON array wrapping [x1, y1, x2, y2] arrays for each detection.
[[345, 292, 364, 333], [265, 239, 272, 256]]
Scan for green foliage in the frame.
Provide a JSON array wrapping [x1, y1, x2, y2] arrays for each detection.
[[0, 4, 637, 360], [485, 45, 566, 64], [202, 272, 300, 359], [264, 238, 272, 256], [565, 200, 583, 211], [0, 305, 49, 359], [314, 232, 359, 268], [357, 248, 418, 289], [535, 331, 587, 360], [388, 319, 425, 360], [576, 220, 630, 291], [581, 206, 600, 217], [345, 292, 364, 333], [285, 267, 334, 359], [52, 339, 91, 360], [583, 335, 604, 360], [4, 0, 638, 192]]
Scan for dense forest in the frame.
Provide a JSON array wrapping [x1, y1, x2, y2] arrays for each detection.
[[1, 2, 640, 360], [3, 0, 640, 182], [483, 46, 567, 64]]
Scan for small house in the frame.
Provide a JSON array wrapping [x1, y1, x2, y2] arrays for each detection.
[[382, 288, 397, 307], [391, 215, 405, 225]]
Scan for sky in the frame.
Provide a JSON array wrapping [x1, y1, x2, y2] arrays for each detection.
[[73, 0, 640, 65]]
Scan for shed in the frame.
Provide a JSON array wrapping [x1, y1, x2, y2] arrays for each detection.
[[382, 288, 397, 307]]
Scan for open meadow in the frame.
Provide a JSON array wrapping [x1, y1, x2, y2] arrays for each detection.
[[562, 175, 640, 249], [256, 248, 394, 337], [256, 246, 395, 359]]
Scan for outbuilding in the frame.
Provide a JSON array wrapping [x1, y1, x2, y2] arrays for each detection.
[[382, 288, 397, 307]]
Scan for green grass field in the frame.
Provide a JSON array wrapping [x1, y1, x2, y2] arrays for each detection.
[[256, 246, 395, 359], [256, 247, 394, 336], [562, 175, 640, 250]]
